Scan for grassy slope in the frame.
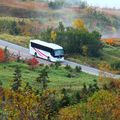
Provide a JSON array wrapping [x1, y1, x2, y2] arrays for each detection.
[[67, 44, 120, 69], [0, 62, 96, 90]]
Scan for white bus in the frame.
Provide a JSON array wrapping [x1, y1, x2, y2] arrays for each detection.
[[29, 40, 64, 62]]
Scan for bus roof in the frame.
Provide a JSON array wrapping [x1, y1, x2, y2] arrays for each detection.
[[30, 39, 63, 50]]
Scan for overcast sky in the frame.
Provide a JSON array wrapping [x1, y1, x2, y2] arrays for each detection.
[[83, 0, 120, 8]]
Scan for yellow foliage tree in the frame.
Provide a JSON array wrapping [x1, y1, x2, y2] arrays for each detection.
[[73, 19, 85, 29], [51, 31, 57, 41], [2, 89, 40, 120], [82, 90, 120, 120], [0, 88, 57, 120], [58, 105, 82, 120], [98, 62, 111, 82]]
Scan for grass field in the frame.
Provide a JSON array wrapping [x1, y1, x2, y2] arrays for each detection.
[[0, 61, 97, 90]]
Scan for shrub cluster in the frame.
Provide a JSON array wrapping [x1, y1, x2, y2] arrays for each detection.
[[41, 22, 103, 57]]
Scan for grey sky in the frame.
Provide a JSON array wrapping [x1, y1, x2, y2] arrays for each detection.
[[83, 0, 120, 8]]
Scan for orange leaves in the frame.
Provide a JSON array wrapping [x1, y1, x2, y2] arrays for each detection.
[[101, 38, 120, 46], [106, 38, 114, 45], [0, 48, 5, 62]]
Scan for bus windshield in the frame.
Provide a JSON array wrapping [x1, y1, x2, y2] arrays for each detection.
[[54, 49, 64, 56]]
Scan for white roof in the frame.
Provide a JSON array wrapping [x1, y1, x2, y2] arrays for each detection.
[[30, 39, 63, 50]]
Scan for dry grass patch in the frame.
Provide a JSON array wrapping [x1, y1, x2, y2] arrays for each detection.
[[0, 33, 31, 47]]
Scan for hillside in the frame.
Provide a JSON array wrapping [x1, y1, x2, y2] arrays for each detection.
[[0, 0, 120, 72], [0, 0, 120, 35], [0, 1, 120, 119]]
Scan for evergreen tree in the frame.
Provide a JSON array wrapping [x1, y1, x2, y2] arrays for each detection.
[[11, 66, 22, 91], [36, 67, 49, 90], [10, 21, 20, 35], [4, 46, 9, 62], [58, 22, 65, 32], [60, 88, 71, 107]]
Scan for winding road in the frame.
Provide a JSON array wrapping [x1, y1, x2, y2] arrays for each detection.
[[0, 39, 120, 79]]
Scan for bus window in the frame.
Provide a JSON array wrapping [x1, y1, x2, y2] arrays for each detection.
[[54, 49, 64, 56]]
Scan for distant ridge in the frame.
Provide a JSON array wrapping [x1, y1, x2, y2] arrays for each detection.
[[0, 0, 48, 10]]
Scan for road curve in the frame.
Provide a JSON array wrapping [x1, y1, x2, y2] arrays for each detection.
[[0, 39, 120, 79]]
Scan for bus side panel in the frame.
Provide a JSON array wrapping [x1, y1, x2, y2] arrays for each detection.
[[30, 46, 50, 60]]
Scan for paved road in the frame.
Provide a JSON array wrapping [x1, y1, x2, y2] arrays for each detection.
[[0, 39, 120, 79]]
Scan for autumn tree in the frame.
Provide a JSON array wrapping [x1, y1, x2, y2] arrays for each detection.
[[106, 38, 114, 45], [51, 31, 57, 42], [0, 88, 60, 120], [58, 105, 82, 120], [1, 89, 41, 120], [73, 19, 85, 29], [81, 90, 120, 120], [27, 57, 39, 69], [0, 48, 5, 62]]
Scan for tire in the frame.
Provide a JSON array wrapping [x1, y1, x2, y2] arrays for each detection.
[[47, 56, 50, 61], [34, 52, 37, 57]]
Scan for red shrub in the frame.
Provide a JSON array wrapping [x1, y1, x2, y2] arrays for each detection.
[[0, 48, 5, 62], [27, 58, 39, 69]]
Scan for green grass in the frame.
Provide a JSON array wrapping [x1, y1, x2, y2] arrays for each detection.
[[0, 61, 97, 90], [103, 45, 120, 58]]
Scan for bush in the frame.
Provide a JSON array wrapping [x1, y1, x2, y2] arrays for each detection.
[[27, 58, 39, 69], [42, 23, 103, 57], [66, 72, 76, 78], [64, 64, 72, 71], [75, 66, 82, 73], [55, 61, 61, 69], [82, 90, 120, 120]]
